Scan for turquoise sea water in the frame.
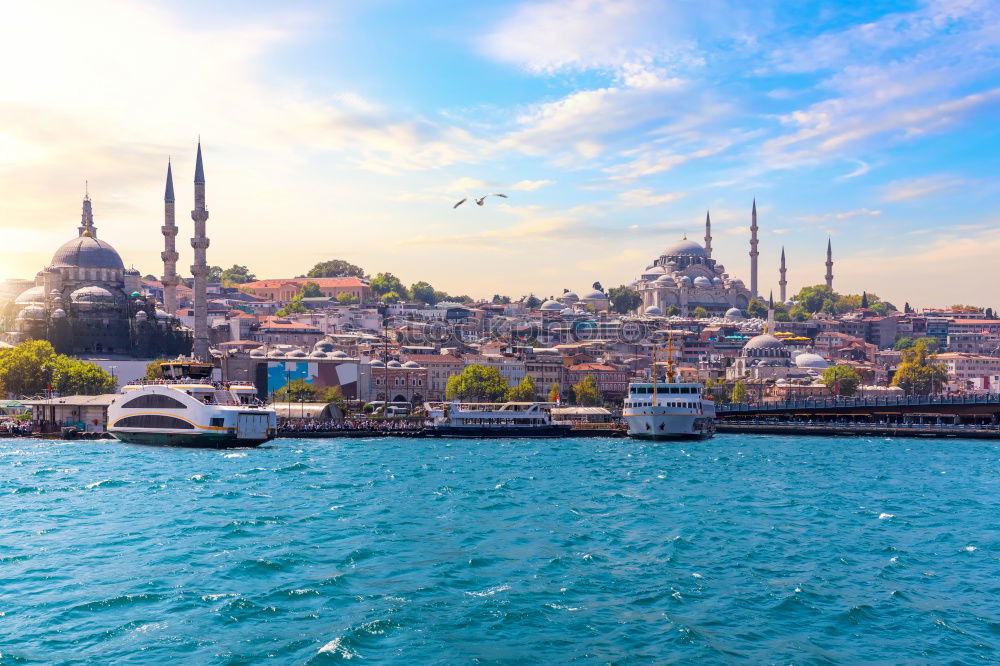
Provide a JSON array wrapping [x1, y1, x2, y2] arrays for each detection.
[[1, 435, 997, 664]]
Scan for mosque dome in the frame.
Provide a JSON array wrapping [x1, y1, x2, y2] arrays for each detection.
[[288, 349, 307, 358], [794, 353, 830, 369], [712, 277, 723, 286], [644, 305, 663, 316], [70, 285, 115, 304], [582, 290, 607, 300], [693, 276, 713, 288], [249, 348, 265, 358], [641, 266, 667, 280], [20, 305, 46, 320], [724, 307, 744, 320], [663, 239, 707, 258], [331, 350, 349, 359], [560, 307, 574, 316], [51, 308, 67, 319], [678, 276, 693, 286], [540, 299, 563, 311], [51, 235, 125, 270], [311, 351, 328, 358], [313, 341, 336, 353], [387, 360, 402, 368], [370, 359, 385, 368], [15, 286, 46, 305], [135, 310, 148, 322], [402, 361, 421, 369], [654, 274, 675, 285], [784, 299, 795, 307], [561, 292, 579, 302], [743, 334, 786, 354]]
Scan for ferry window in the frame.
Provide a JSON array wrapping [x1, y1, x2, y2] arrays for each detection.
[[121, 394, 186, 409], [210, 418, 225, 427], [115, 415, 194, 429]]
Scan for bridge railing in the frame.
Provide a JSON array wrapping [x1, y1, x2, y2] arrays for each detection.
[[718, 393, 1000, 413]]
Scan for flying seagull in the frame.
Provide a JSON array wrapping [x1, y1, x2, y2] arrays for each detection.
[[453, 193, 508, 208]]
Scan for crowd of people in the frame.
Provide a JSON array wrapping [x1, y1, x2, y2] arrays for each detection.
[[1, 419, 34, 436], [277, 417, 424, 433]]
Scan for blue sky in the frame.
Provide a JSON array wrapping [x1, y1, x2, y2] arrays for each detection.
[[0, 0, 997, 307]]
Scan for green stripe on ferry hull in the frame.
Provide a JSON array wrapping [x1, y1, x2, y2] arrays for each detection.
[[110, 431, 272, 449]]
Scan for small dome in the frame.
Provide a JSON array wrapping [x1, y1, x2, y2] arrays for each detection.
[[267, 349, 284, 358], [644, 305, 663, 316], [135, 310, 148, 321], [387, 360, 402, 368], [561, 292, 579, 301], [628, 280, 642, 288], [70, 285, 115, 303], [712, 277, 723, 285], [582, 290, 607, 300], [730, 278, 745, 287], [402, 361, 421, 369], [794, 353, 830, 369], [330, 350, 348, 359], [678, 276, 693, 286], [370, 359, 385, 368], [15, 286, 46, 304], [724, 307, 744, 321], [784, 299, 795, 307], [154, 309, 170, 320], [663, 239, 707, 258], [51, 308, 67, 319], [288, 349, 307, 357], [311, 351, 328, 358], [561, 307, 574, 315], [540, 299, 563, 311], [20, 305, 46, 320], [641, 266, 667, 279], [249, 348, 265, 357], [313, 341, 335, 353], [693, 276, 712, 288], [51, 235, 125, 270], [654, 274, 675, 284], [130, 291, 142, 299]]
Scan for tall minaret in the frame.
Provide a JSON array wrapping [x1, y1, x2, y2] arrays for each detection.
[[704, 210, 712, 258], [749, 198, 759, 298], [825, 238, 834, 290], [161, 161, 179, 315], [766, 291, 775, 334], [190, 142, 210, 360], [779, 246, 787, 302], [78, 185, 96, 237]]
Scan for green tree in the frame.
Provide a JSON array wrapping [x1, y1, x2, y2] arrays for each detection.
[[145, 359, 167, 379], [306, 259, 367, 279], [894, 337, 916, 351], [747, 298, 767, 318], [730, 380, 748, 403], [273, 379, 317, 402], [525, 294, 542, 309], [509, 375, 538, 402], [445, 365, 511, 402], [692, 306, 708, 319], [891, 339, 948, 395], [0, 340, 58, 396], [788, 304, 810, 322], [792, 285, 837, 314], [336, 292, 359, 305], [220, 264, 256, 284], [276, 299, 309, 316], [547, 381, 560, 403], [822, 364, 861, 396], [321, 385, 347, 413], [370, 272, 405, 298], [51, 357, 117, 395], [299, 281, 322, 298], [572, 374, 602, 406], [607, 285, 642, 315], [380, 290, 403, 304], [664, 305, 680, 317], [592, 281, 603, 292], [207, 266, 223, 283], [409, 281, 438, 305], [492, 294, 511, 305]]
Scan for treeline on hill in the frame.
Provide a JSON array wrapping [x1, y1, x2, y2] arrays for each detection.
[[0, 341, 116, 397], [444, 364, 602, 406]]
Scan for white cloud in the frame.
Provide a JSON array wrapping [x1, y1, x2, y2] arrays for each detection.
[[618, 189, 686, 207], [881, 175, 967, 202], [510, 179, 554, 191]]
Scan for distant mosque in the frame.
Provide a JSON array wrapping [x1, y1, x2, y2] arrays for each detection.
[[631, 200, 834, 316], [3, 143, 214, 359]]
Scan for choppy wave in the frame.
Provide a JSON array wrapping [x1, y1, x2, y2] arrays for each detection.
[[0, 435, 997, 663]]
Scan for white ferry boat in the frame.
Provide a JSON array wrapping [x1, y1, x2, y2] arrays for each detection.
[[107, 361, 276, 448], [423, 401, 572, 438], [623, 338, 715, 440]]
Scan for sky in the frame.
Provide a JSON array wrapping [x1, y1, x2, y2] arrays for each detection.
[[0, 0, 997, 308]]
